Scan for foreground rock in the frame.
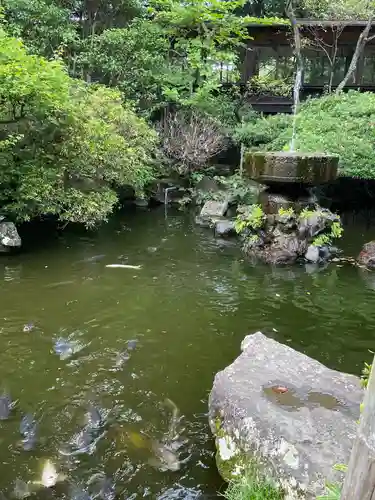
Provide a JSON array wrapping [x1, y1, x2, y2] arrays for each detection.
[[0, 218, 21, 252], [209, 332, 362, 499], [358, 241, 375, 269]]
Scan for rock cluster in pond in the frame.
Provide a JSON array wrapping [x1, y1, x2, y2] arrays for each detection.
[[196, 200, 237, 239], [209, 332, 362, 499], [235, 152, 341, 265], [358, 240, 375, 269], [238, 206, 342, 266], [0, 216, 21, 253]]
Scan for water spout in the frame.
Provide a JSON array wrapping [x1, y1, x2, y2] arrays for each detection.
[[290, 66, 302, 152], [289, 13, 303, 152]]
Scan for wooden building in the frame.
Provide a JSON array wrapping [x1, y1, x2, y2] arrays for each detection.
[[230, 20, 375, 113]]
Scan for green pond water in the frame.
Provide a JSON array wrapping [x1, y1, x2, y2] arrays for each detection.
[[1, 207, 375, 499]]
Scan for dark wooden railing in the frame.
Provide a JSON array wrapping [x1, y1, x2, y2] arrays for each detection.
[[220, 82, 375, 113]]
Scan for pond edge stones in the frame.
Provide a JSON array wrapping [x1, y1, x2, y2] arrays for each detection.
[[358, 240, 375, 269], [195, 199, 229, 228], [208, 332, 362, 499], [0, 216, 21, 253]]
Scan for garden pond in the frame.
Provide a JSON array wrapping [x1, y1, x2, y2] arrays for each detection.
[[0, 207, 375, 499]]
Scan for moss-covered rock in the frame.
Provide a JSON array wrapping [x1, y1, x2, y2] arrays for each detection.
[[235, 205, 343, 266], [208, 332, 362, 499]]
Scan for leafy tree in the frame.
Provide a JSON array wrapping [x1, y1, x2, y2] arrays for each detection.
[[67, 0, 142, 36], [0, 27, 156, 226], [148, 0, 253, 103], [3, 0, 143, 58], [240, 0, 287, 16], [3, 0, 76, 57], [301, 0, 373, 19], [77, 19, 170, 109]]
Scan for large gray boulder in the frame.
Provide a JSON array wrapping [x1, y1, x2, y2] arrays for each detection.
[[0, 218, 21, 252], [200, 200, 228, 218], [209, 332, 362, 499]]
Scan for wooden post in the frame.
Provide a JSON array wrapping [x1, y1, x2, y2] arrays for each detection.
[[341, 357, 375, 500], [239, 117, 245, 177]]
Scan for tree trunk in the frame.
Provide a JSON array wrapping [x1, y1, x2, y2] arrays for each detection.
[[240, 46, 259, 83], [341, 358, 375, 500], [336, 17, 373, 93]]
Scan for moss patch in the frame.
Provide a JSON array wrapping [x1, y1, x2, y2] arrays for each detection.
[[213, 417, 245, 481], [212, 417, 283, 499]]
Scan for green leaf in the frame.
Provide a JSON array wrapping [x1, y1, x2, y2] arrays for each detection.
[[316, 483, 341, 500]]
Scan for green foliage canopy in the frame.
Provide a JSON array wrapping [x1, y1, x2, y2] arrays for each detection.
[[78, 19, 170, 110], [3, 0, 143, 56], [0, 27, 156, 226]]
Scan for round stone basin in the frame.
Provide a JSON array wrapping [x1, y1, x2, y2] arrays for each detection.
[[245, 151, 339, 186]]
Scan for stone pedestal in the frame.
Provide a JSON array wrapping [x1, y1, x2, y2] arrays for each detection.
[[258, 188, 317, 215], [246, 151, 339, 186], [247, 151, 338, 216], [241, 151, 340, 265]]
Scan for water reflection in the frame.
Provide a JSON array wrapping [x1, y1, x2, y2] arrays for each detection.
[[359, 267, 375, 291], [3, 264, 22, 282]]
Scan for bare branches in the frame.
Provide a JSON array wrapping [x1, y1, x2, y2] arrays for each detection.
[[305, 24, 345, 92], [336, 14, 374, 92], [158, 111, 227, 175]]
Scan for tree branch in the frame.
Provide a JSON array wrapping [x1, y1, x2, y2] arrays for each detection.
[[336, 15, 374, 93]]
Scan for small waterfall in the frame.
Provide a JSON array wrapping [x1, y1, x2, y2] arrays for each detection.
[[164, 186, 177, 217], [289, 16, 303, 152]]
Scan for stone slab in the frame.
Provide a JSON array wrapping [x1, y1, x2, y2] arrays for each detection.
[[200, 200, 228, 219]]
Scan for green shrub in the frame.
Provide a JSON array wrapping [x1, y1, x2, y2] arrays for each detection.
[[235, 91, 375, 179], [235, 204, 265, 233], [233, 113, 291, 150], [78, 20, 170, 111], [0, 28, 157, 227], [223, 469, 283, 500], [287, 91, 375, 178]]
